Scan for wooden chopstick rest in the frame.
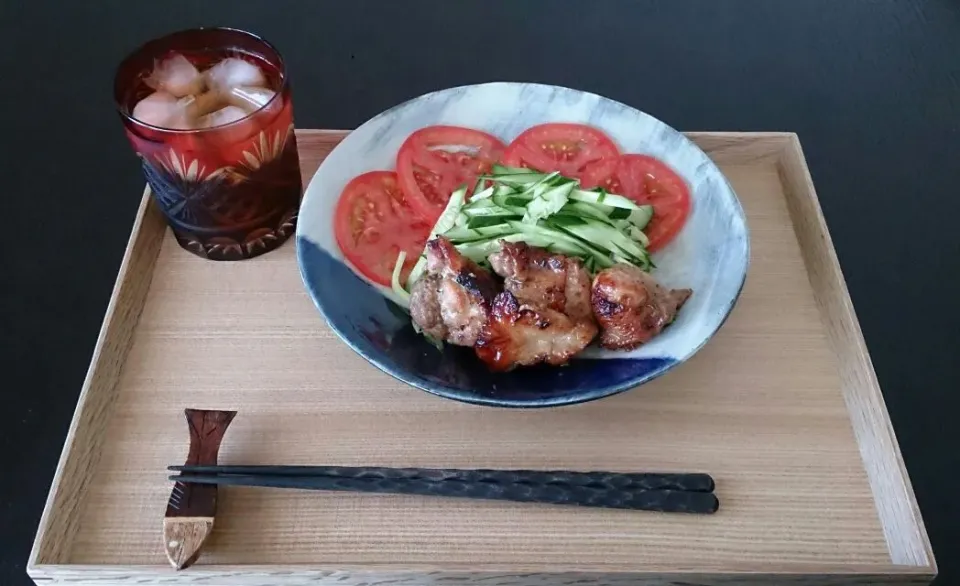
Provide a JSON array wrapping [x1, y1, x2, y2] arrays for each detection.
[[163, 409, 236, 570]]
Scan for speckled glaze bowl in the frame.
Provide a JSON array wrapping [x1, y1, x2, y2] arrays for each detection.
[[296, 82, 748, 408]]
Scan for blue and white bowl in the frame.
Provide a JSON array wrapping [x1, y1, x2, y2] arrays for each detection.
[[296, 82, 748, 408]]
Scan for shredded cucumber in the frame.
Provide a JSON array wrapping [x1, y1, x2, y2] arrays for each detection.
[[470, 185, 495, 201], [620, 223, 650, 247], [405, 185, 468, 289], [454, 233, 554, 262], [403, 165, 659, 293], [548, 215, 650, 265], [391, 250, 410, 305], [568, 188, 641, 210], [491, 164, 538, 175], [442, 223, 518, 242], [433, 186, 469, 235], [503, 220, 615, 268], [523, 181, 576, 225], [463, 204, 524, 218]]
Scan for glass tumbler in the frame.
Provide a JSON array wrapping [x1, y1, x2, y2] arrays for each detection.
[[114, 27, 303, 260]]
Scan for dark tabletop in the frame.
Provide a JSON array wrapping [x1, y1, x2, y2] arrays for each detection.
[[2, 1, 959, 584]]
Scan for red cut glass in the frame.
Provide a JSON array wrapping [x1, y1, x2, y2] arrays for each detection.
[[114, 28, 302, 260]]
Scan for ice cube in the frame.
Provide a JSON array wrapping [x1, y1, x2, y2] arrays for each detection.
[[179, 91, 224, 119], [131, 90, 229, 130], [131, 91, 183, 127], [204, 57, 267, 93], [226, 86, 277, 113], [145, 53, 204, 98], [198, 106, 249, 129]]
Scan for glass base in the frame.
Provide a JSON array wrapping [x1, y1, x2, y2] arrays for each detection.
[[169, 207, 298, 260]]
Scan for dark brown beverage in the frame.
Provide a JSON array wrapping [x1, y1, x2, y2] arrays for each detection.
[[114, 28, 302, 260]]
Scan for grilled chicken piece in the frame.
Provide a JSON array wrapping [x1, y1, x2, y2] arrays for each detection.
[[408, 273, 448, 341], [591, 264, 692, 350], [476, 242, 598, 371], [409, 237, 497, 346], [475, 291, 599, 372], [488, 241, 593, 321]]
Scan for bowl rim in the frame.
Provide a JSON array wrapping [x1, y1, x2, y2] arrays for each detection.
[[295, 81, 750, 408]]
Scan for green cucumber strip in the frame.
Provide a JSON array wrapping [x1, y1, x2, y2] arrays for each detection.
[[523, 181, 575, 224], [466, 215, 513, 229], [504, 220, 614, 268], [442, 224, 518, 242], [481, 170, 561, 191], [472, 176, 486, 196], [569, 188, 640, 210], [608, 207, 631, 220], [470, 185, 495, 201], [492, 193, 535, 209], [617, 222, 650, 247], [625, 205, 654, 230], [406, 257, 427, 290], [391, 251, 410, 306], [584, 256, 597, 273], [406, 185, 468, 289], [463, 197, 498, 210], [548, 215, 649, 263], [525, 175, 574, 199], [432, 186, 468, 235], [454, 239, 505, 263], [453, 233, 550, 263], [518, 172, 564, 200], [479, 172, 551, 186], [555, 206, 651, 248], [491, 164, 539, 175], [558, 202, 619, 226], [463, 204, 524, 218], [608, 240, 652, 270], [548, 240, 589, 257]]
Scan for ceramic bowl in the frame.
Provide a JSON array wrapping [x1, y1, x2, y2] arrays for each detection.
[[296, 82, 748, 408]]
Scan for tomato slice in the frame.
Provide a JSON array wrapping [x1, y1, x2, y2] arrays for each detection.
[[334, 171, 432, 286], [501, 123, 620, 186], [396, 125, 506, 222], [599, 155, 692, 252]]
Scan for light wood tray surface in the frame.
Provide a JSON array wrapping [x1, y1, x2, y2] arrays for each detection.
[[28, 130, 935, 585]]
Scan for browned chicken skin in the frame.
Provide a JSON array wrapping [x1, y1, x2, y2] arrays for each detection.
[[412, 240, 690, 367], [476, 292, 599, 372], [591, 264, 692, 350], [488, 241, 593, 320], [409, 237, 497, 346], [476, 242, 598, 371]]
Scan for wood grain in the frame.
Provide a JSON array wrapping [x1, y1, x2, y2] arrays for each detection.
[[28, 191, 166, 567], [777, 135, 935, 570], [27, 130, 934, 585], [23, 564, 936, 586]]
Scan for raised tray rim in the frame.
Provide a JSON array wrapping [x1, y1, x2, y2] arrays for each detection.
[[27, 130, 936, 585]]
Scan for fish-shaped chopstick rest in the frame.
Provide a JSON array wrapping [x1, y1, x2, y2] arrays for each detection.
[[163, 408, 235, 570]]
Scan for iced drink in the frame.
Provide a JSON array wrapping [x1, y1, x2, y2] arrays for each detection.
[[114, 28, 302, 260]]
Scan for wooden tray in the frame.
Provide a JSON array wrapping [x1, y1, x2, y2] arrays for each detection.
[[29, 130, 936, 585]]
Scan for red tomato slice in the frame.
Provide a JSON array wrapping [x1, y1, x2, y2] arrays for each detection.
[[599, 155, 692, 252], [396, 125, 506, 222], [334, 171, 432, 286], [501, 123, 620, 186]]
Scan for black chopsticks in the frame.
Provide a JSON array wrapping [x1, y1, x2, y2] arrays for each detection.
[[168, 464, 719, 514]]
